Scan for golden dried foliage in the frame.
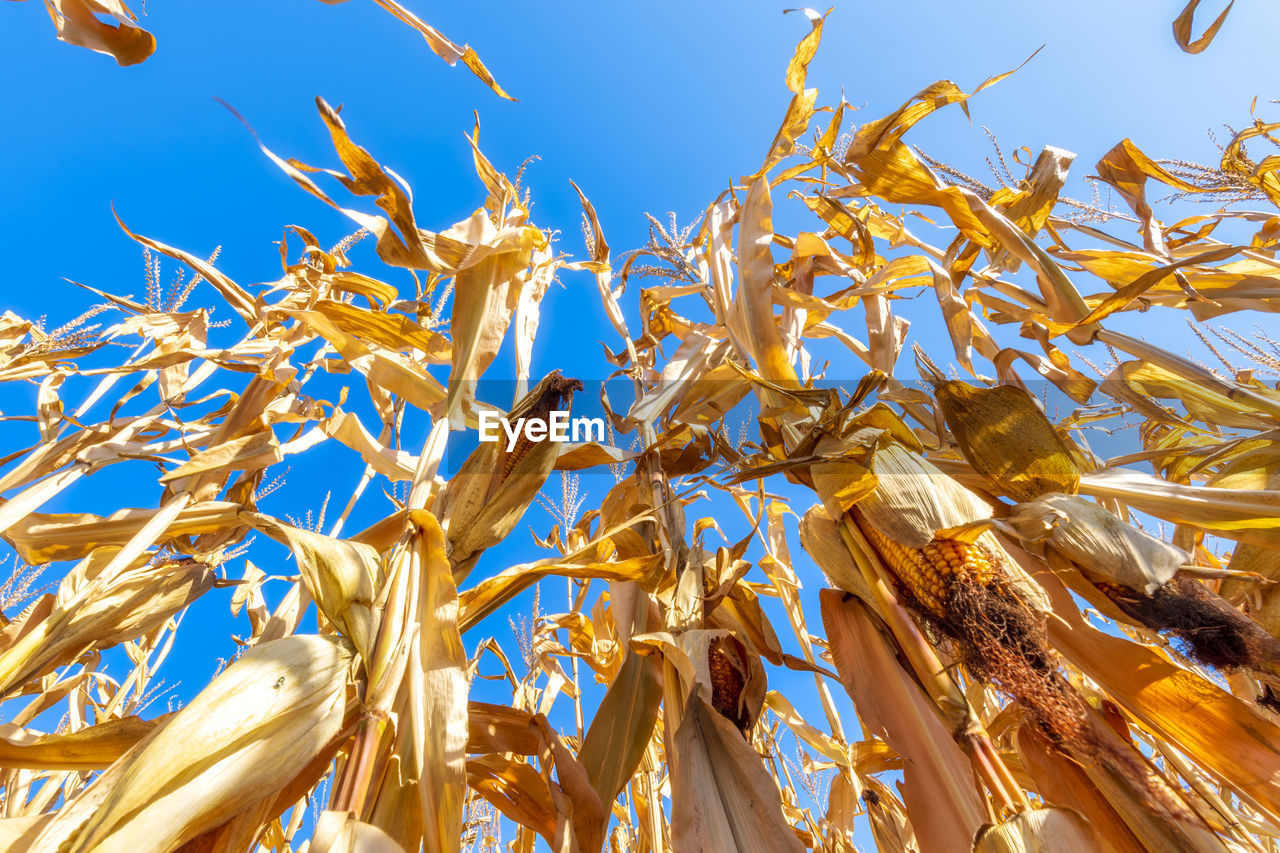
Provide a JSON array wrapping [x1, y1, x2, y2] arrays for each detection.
[[4, 4, 1280, 853]]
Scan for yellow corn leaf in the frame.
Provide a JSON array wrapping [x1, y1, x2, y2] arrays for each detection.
[[36, 0, 154, 65], [729, 176, 799, 387], [577, 650, 662, 805], [1078, 467, 1280, 548], [323, 410, 418, 482], [244, 513, 380, 661], [1119, 360, 1278, 429], [1098, 329, 1280, 420], [158, 429, 282, 484], [316, 0, 514, 99], [0, 714, 165, 771], [1093, 140, 1207, 253], [0, 552, 212, 695], [846, 75, 1009, 161], [459, 554, 663, 632], [309, 298, 451, 363], [466, 701, 539, 755], [466, 754, 557, 844], [287, 307, 446, 413], [764, 691, 849, 768], [331, 270, 399, 308], [762, 8, 828, 167], [1075, 245, 1240, 327], [1173, 0, 1235, 53], [114, 212, 258, 323], [4, 500, 241, 565]]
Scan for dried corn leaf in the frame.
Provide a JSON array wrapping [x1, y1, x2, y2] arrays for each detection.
[[314, 0, 513, 99], [5, 501, 241, 565], [0, 714, 164, 771], [577, 650, 662, 805], [1079, 467, 1280, 548], [1172, 0, 1235, 53], [0, 551, 212, 695], [245, 513, 380, 661], [35, 0, 154, 65]]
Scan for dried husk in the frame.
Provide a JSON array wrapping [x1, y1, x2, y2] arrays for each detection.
[[935, 380, 1082, 502], [34, 634, 354, 852], [1007, 494, 1187, 594], [971, 807, 1102, 853]]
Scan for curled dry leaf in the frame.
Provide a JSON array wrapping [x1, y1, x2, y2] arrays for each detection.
[[1172, 0, 1235, 53]]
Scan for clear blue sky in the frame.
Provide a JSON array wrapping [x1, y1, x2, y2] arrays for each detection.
[[2, 0, 1279, 845]]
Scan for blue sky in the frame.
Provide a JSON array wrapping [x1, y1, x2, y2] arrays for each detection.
[[3, 0, 1279, 845]]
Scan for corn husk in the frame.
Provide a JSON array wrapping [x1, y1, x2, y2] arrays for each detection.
[[34, 634, 353, 852], [438, 370, 583, 575], [669, 691, 804, 852], [855, 443, 1051, 612], [935, 380, 1082, 501], [821, 590, 987, 853], [972, 808, 1102, 853], [1008, 494, 1187, 594], [857, 443, 996, 548], [798, 504, 875, 604]]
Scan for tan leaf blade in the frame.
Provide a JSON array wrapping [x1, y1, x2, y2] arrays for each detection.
[[1172, 0, 1235, 53]]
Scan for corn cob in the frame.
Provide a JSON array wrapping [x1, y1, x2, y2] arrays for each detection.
[[498, 372, 583, 481], [858, 519, 1001, 616]]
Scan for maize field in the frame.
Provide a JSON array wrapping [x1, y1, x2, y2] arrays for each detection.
[[4, 1, 1280, 851]]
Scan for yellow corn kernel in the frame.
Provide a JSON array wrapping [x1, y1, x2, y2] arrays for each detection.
[[859, 521, 998, 615]]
